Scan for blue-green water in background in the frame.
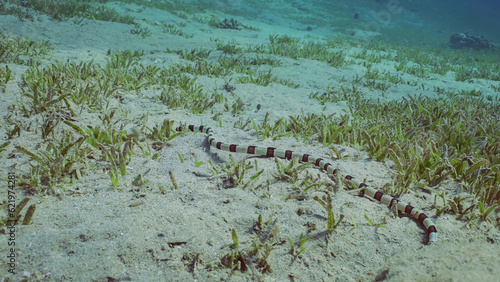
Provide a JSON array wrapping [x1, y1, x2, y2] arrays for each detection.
[[192, 0, 500, 46]]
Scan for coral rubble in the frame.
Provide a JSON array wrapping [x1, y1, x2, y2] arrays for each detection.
[[448, 32, 496, 50]]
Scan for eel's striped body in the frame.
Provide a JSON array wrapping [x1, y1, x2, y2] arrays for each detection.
[[179, 125, 438, 244]]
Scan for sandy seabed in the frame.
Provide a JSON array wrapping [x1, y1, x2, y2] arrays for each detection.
[[1, 1, 500, 281]]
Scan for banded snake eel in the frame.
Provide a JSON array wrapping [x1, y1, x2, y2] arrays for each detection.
[[178, 124, 438, 244]]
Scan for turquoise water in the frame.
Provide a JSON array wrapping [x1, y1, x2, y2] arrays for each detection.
[[194, 0, 500, 45], [4, 0, 499, 46]]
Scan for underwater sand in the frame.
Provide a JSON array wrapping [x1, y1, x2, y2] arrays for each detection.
[[1, 0, 500, 281]]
